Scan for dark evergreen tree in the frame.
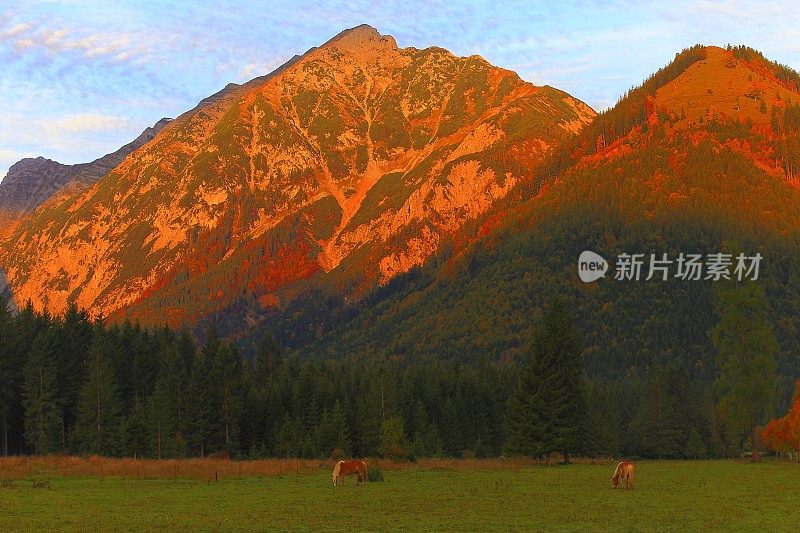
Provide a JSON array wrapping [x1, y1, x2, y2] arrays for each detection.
[[541, 298, 586, 461], [148, 376, 178, 458], [122, 396, 150, 458], [73, 329, 122, 455], [582, 380, 621, 456], [504, 352, 547, 456], [185, 355, 213, 457], [22, 329, 62, 454], [0, 295, 22, 456], [208, 343, 243, 452], [56, 303, 92, 449], [711, 281, 779, 462], [505, 298, 586, 460]]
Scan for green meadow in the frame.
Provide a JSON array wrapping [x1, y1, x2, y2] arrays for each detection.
[[0, 460, 797, 531]]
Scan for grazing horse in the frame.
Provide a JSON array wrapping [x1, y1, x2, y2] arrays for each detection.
[[611, 461, 635, 489], [332, 460, 368, 486]]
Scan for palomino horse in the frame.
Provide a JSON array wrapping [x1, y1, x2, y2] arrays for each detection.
[[611, 461, 635, 489], [331, 460, 368, 486]]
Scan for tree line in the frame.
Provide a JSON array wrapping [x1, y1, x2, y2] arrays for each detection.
[[0, 284, 783, 461]]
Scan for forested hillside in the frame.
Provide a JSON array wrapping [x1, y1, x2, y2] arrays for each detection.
[[260, 45, 800, 412]]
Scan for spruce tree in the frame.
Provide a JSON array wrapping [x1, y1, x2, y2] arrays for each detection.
[[186, 355, 212, 457], [0, 295, 22, 456], [122, 396, 150, 458], [685, 426, 708, 459], [22, 329, 62, 454], [711, 281, 779, 462], [148, 377, 177, 459], [505, 298, 585, 460], [57, 303, 92, 446], [504, 352, 547, 457], [329, 400, 351, 456], [542, 298, 586, 462], [582, 380, 621, 456], [209, 343, 243, 452], [73, 330, 122, 455]]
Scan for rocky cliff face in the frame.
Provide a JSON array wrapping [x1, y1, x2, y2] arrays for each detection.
[[0, 118, 171, 235], [0, 25, 594, 327]]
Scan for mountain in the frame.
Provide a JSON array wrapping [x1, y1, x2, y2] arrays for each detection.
[[0, 25, 593, 330], [0, 117, 172, 237], [284, 45, 800, 386]]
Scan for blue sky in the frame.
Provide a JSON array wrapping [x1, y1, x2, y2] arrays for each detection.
[[1, 0, 799, 182]]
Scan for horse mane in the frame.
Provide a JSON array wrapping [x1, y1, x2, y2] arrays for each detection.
[[612, 462, 623, 479]]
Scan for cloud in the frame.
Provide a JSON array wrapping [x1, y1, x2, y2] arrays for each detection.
[[1, 19, 151, 66], [1, 0, 799, 170], [0, 148, 36, 161], [0, 170, 6, 184], [239, 63, 259, 78], [237, 58, 287, 80], [40, 113, 132, 134], [3, 22, 31, 37]]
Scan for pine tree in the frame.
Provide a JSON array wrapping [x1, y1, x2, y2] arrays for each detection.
[[582, 380, 621, 456], [276, 414, 301, 458], [122, 396, 150, 458], [148, 377, 177, 459], [73, 330, 122, 455], [630, 367, 684, 458], [711, 281, 779, 462], [379, 415, 406, 459], [504, 353, 547, 457], [505, 298, 585, 460], [441, 398, 464, 457], [22, 329, 62, 454], [186, 355, 212, 457], [254, 331, 283, 383], [208, 343, 243, 452], [57, 303, 92, 445], [0, 295, 22, 456], [543, 298, 586, 462], [410, 400, 442, 458], [329, 400, 351, 457], [685, 426, 708, 459]]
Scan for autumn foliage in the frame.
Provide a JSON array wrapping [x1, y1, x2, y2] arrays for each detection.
[[762, 380, 800, 454]]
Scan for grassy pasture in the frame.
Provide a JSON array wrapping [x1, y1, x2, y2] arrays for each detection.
[[0, 458, 797, 531]]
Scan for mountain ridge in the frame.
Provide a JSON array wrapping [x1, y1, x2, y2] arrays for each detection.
[[0, 117, 172, 239], [0, 25, 594, 330], [279, 43, 800, 382]]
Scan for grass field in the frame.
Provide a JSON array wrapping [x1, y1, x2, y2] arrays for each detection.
[[0, 458, 798, 531]]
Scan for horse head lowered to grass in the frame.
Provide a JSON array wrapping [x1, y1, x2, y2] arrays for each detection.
[[611, 461, 635, 489], [332, 460, 368, 486]]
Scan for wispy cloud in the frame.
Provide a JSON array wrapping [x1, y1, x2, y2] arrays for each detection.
[[2, 21, 150, 64], [40, 113, 133, 134], [0, 0, 799, 170]]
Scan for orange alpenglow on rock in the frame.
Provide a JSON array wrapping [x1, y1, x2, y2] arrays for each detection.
[[0, 24, 593, 328]]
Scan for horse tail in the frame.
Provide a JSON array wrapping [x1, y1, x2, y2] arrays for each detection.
[[361, 461, 368, 482]]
